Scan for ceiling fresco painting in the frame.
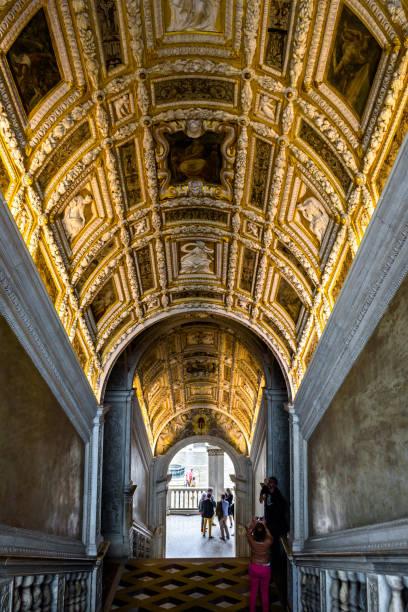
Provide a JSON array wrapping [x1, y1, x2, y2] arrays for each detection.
[[0, 0, 407, 448]]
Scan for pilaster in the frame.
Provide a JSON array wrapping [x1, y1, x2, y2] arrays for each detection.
[[84, 404, 109, 556], [288, 403, 306, 551], [264, 387, 290, 501], [102, 389, 135, 558], [207, 447, 224, 499]]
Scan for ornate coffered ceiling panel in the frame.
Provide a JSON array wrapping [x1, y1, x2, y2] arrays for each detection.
[[133, 322, 265, 454], [0, 0, 407, 424]]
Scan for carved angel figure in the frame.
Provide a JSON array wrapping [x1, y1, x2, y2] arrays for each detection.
[[63, 192, 92, 240], [167, 0, 220, 32], [180, 241, 213, 274], [297, 197, 329, 242]]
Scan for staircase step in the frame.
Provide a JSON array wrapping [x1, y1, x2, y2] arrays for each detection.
[[110, 558, 283, 611]]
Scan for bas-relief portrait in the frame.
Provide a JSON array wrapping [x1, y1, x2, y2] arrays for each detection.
[[7, 9, 61, 115], [179, 241, 215, 275], [327, 5, 381, 117], [167, 131, 223, 186], [63, 191, 94, 242], [166, 0, 221, 33], [297, 196, 329, 242]]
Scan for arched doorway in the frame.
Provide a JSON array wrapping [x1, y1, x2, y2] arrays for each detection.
[[148, 435, 253, 558], [166, 441, 236, 558], [101, 315, 290, 559]]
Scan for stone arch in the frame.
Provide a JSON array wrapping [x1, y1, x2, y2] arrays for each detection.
[[98, 308, 294, 403], [148, 435, 253, 558], [101, 313, 290, 558]]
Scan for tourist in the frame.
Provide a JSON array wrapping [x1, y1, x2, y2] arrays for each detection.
[[189, 468, 194, 486], [246, 517, 273, 612], [225, 487, 234, 531], [185, 471, 189, 487], [259, 476, 288, 559], [216, 493, 230, 541], [202, 493, 215, 539], [208, 487, 216, 526], [198, 491, 207, 532]]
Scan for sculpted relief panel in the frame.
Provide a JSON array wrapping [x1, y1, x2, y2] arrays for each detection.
[[166, 0, 222, 33], [63, 191, 94, 242], [297, 197, 329, 242], [179, 241, 214, 275]]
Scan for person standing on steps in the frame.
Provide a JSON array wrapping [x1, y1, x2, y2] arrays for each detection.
[[217, 494, 230, 541], [225, 487, 234, 531], [208, 487, 217, 526], [246, 517, 273, 612], [202, 493, 215, 539], [259, 476, 289, 561], [259, 476, 289, 606], [199, 490, 207, 533]]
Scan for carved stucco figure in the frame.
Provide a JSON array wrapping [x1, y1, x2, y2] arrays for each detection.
[[180, 241, 213, 274], [63, 192, 93, 240], [297, 197, 329, 242], [167, 0, 220, 32]]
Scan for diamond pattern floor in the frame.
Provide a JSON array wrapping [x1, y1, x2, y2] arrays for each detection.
[[111, 558, 283, 611]]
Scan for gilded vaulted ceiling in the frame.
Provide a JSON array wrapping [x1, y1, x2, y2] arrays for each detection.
[[133, 322, 265, 455], [0, 0, 407, 408]]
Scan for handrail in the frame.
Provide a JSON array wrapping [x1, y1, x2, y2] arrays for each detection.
[[280, 535, 293, 560]]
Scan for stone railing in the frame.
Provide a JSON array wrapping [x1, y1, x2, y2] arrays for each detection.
[[296, 566, 408, 611], [1, 570, 93, 611], [131, 520, 153, 559], [167, 488, 206, 514], [0, 543, 109, 611]]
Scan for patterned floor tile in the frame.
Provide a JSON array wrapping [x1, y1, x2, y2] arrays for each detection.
[[110, 558, 283, 611]]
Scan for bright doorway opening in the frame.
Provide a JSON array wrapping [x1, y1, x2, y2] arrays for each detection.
[[165, 442, 236, 558]]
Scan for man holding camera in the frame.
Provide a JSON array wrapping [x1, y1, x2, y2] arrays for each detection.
[[259, 476, 289, 560]]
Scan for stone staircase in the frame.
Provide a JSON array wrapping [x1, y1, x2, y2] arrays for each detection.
[[109, 557, 283, 611]]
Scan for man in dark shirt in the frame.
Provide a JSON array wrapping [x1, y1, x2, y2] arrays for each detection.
[[202, 493, 215, 539], [259, 477, 289, 556]]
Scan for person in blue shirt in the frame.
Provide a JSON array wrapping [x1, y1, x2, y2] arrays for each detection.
[[216, 493, 230, 541]]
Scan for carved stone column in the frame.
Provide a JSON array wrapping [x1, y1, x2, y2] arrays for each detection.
[[207, 447, 224, 499], [85, 403, 109, 556], [102, 389, 135, 558], [264, 387, 290, 501]]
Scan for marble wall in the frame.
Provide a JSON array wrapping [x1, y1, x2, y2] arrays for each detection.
[[0, 315, 84, 539], [131, 435, 148, 524], [253, 438, 267, 517], [308, 273, 408, 536]]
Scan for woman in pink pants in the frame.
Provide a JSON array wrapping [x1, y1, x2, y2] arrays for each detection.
[[246, 517, 273, 612]]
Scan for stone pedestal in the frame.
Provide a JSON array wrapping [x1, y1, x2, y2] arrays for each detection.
[[207, 447, 224, 499]]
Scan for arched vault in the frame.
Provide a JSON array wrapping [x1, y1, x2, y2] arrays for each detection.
[[0, 0, 406, 402]]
